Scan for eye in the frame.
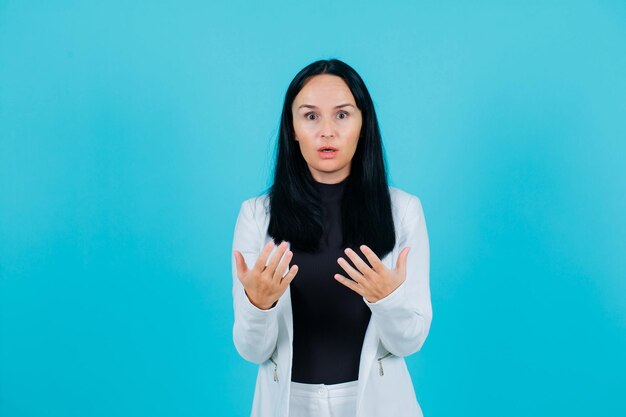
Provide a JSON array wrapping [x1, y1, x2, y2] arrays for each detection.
[[337, 111, 349, 119], [305, 112, 317, 120]]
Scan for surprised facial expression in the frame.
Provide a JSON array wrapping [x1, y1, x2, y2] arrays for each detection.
[[292, 74, 363, 184]]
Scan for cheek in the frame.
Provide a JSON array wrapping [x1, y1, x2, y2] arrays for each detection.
[[293, 120, 312, 138], [293, 130, 316, 154], [348, 117, 362, 139], [348, 125, 362, 150]]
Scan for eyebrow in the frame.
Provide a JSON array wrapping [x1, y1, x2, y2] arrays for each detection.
[[297, 104, 355, 110]]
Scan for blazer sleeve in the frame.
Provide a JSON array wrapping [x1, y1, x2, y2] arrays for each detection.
[[364, 194, 432, 357], [231, 198, 279, 364]]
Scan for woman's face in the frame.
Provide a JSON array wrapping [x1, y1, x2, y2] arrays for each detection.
[[292, 74, 363, 184]]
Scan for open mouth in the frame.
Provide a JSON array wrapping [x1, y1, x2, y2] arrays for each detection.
[[318, 146, 338, 153]]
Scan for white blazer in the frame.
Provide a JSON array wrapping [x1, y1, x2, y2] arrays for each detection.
[[231, 186, 432, 417]]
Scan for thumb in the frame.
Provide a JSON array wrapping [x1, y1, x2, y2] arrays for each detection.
[[233, 250, 249, 280], [396, 247, 410, 275]]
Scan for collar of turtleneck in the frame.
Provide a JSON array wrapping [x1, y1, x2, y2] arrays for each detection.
[[312, 176, 348, 202]]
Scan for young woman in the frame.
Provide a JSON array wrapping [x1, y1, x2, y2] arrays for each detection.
[[231, 59, 432, 417]]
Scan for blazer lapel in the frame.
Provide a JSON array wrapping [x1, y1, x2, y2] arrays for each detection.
[[356, 248, 395, 413]]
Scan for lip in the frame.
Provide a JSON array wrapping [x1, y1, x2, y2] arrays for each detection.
[[318, 148, 338, 159], [318, 146, 338, 151]]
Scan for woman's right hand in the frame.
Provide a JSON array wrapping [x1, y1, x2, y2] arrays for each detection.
[[233, 240, 299, 310]]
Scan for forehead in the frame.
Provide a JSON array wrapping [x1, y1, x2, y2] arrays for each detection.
[[293, 74, 355, 106]]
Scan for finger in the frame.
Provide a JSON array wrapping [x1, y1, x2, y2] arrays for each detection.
[[266, 241, 289, 276], [253, 240, 277, 273], [334, 273, 365, 296], [337, 256, 367, 284], [279, 264, 299, 289], [273, 250, 293, 281], [359, 244, 385, 273], [343, 247, 375, 279]]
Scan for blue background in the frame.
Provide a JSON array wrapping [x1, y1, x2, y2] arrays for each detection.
[[1, 1, 625, 416]]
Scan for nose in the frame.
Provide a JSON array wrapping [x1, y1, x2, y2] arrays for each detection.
[[320, 118, 335, 138]]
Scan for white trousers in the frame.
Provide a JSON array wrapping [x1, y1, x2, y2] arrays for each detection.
[[288, 380, 358, 417]]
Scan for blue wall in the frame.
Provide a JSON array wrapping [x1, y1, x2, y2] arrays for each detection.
[[1, 1, 624, 416]]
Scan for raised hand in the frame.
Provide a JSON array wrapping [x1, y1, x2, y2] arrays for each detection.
[[233, 240, 299, 310], [334, 244, 410, 303]]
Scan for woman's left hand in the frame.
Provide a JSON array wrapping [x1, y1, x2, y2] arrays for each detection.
[[335, 244, 410, 303]]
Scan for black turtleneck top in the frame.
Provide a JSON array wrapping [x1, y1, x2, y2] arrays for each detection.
[[289, 177, 372, 384]]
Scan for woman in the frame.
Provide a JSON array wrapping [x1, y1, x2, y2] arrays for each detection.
[[231, 59, 432, 417]]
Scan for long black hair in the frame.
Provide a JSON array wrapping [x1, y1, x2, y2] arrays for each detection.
[[264, 58, 396, 259]]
